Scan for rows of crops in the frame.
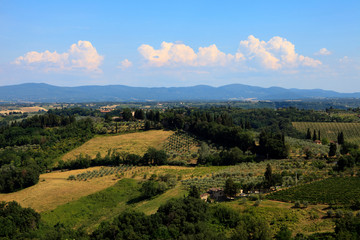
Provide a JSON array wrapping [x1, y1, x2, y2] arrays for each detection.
[[292, 122, 360, 145], [163, 131, 198, 155], [67, 165, 146, 181], [181, 175, 264, 191], [267, 177, 360, 204], [181, 161, 283, 191], [181, 160, 335, 192], [285, 137, 330, 156]]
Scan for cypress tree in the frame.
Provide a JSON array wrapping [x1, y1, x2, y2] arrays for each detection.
[[312, 130, 317, 141], [306, 128, 311, 139], [337, 132, 344, 145], [329, 142, 337, 157]]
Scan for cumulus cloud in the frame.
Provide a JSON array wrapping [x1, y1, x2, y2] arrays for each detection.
[[138, 42, 233, 67], [138, 36, 321, 71], [14, 41, 103, 72], [118, 59, 133, 69], [315, 48, 331, 56], [238, 35, 321, 70]]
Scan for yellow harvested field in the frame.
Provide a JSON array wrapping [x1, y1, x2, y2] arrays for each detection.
[[0, 167, 118, 212], [0, 106, 47, 115], [62, 130, 174, 161], [0, 165, 190, 213], [19, 106, 48, 112]]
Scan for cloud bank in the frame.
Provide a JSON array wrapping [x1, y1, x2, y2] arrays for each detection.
[[14, 41, 103, 72], [138, 35, 321, 70]]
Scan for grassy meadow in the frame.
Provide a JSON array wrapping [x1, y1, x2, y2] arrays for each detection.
[[223, 199, 335, 236], [41, 178, 187, 232]]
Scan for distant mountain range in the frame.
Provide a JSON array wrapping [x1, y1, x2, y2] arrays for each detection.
[[0, 83, 359, 102]]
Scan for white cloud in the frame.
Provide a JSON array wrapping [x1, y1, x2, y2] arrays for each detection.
[[13, 41, 103, 72], [138, 42, 197, 67], [118, 59, 133, 69], [315, 48, 332, 56], [197, 44, 234, 66], [238, 35, 321, 70], [138, 36, 321, 71], [339, 56, 350, 63], [138, 42, 233, 67]]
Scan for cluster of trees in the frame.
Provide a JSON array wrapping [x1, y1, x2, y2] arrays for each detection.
[[2, 195, 357, 239], [0, 164, 39, 193], [258, 131, 289, 159], [191, 122, 254, 152], [57, 147, 168, 171], [198, 145, 255, 166], [140, 174, 177, 199], [306, 128, 322, 141], [0, 201, 40, 238], [336, 147, 360, 171], [91, 196, 272, 240], [0, 113, 96, 193], [161, 108, 297, 162]]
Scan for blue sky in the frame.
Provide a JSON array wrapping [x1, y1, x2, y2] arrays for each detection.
[[0, 1, 359, 92]]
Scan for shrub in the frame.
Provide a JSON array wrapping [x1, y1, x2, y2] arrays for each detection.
[[335, 209, 344, 218], [248, 195, 259, 201], [302, 201, 309, 208], [327, 210, 334, 218], [67, 175, 76, 181], [254, 200, 261, 207], [294, 201, 301, 208]]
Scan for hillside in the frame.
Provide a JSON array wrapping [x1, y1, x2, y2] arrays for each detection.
[[1, 83, 360, 102]]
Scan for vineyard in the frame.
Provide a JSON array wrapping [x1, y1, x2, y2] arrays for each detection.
[[267, 177, 360, 205], [163, 131, 198, 157], [181, 160, 335, 192], [285, 137, 330, 157], [292, 122, 360, 145], [67, 165, 149, 181]]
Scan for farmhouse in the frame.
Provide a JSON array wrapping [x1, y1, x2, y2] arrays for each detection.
[[208, 187, 225, 201], [200, 193, 210, 201]]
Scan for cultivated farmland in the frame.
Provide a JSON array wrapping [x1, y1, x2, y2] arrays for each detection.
[[267, 177, 360, 205], [61, 130, 173, 161], [292, 122, 360, 145]]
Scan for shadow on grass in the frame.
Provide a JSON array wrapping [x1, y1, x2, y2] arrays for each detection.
[[126, 195, 149, 205]]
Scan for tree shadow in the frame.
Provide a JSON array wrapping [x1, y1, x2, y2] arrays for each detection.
[[126, 195, 148, 205]]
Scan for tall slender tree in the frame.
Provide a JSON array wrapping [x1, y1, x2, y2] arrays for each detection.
[[306, 128, 311, 139], [337, 132, 344, 145], [312, 130, 317, 141]]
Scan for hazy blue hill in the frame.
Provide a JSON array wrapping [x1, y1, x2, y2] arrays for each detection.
[[0, 83, 359, 102]]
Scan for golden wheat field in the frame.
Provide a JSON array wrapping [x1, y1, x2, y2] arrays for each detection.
[[62, 130, 174, 161], [0, 167, 119, 212]]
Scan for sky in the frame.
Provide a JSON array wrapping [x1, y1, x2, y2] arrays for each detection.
[[0, 1, 359, 92]]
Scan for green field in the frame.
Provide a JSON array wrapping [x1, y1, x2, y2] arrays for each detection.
[[223, 199, 334, 236], [267, 177, 360, 205], [41, 178, 187, 232], [292, 122, 360, 145]]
